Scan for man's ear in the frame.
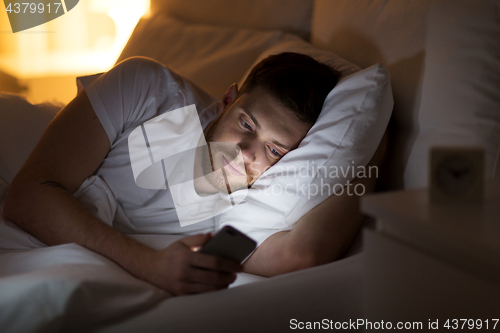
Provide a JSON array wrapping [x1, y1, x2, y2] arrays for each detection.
[[219, 83, 239, 114]]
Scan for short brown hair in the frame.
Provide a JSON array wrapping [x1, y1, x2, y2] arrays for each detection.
[[239, 52, 340, 124]]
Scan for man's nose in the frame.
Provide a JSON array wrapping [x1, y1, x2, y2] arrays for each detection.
[[238, 140, 256, 163]]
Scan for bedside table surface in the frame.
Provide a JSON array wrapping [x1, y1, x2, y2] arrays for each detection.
[[361, 178, 500, 279]]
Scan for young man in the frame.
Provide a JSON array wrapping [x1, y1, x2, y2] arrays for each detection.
[[4, 53, 384, 295]]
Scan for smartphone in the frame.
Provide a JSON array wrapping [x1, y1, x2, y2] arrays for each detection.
[[199, 226, 257, 263]]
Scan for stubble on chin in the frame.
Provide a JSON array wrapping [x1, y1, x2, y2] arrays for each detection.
[[201, 143, 254, 194]]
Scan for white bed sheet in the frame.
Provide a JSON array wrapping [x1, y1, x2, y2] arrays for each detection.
[[0, 178, 364, 332], [96, 253, 363, 333]]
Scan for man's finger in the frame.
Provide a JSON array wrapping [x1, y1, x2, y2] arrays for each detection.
[[190, 251, 242, 273], [186, 266, 237, 286], [179, 233, 212, 249]]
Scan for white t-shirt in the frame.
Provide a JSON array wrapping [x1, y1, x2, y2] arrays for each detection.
[[73, 57, 220, 235]]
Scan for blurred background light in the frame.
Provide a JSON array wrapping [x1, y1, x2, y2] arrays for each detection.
[[0, 0, 150, 78]]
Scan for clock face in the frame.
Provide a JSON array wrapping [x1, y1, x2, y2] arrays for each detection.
[[435, 154, 477, 195], [430, 146, 484, 204]]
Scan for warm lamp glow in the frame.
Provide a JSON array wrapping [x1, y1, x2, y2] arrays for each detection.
[[0, 0, 150, 78]]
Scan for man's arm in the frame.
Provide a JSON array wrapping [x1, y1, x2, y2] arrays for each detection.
[[243, 130, 388, 276], [3, 91, 241, 295]]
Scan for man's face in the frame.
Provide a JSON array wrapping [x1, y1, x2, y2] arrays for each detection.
[[201, 85, 311, 193]]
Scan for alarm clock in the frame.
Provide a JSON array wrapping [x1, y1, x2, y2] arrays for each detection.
[[429, 146, 484, 204]]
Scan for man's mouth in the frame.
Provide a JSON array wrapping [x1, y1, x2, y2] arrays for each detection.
[[222, 155, 245, 176]]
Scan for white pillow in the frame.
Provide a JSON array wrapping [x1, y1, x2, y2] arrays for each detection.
[[117, 14, 289, 99], [0, 93, 60, 184], [216, 40, 393, 246]]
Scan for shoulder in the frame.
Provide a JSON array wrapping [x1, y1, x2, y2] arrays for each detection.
[[110, 56, 220, 129], [113, 56, 183, 89]]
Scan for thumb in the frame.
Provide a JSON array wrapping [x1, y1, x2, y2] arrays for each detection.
[[180, 233, 213, 249]]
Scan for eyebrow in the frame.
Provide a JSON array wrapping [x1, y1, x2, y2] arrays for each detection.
[[272, 140, 293, 152], [242, 107, 293, 151], [242, 107, 261, 129]]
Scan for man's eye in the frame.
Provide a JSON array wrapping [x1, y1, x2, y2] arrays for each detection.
[[269, 147, 282, 157], [241, 119, 252, 130]]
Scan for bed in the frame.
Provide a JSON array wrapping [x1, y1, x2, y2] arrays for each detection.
[[1, 0, 499, 332]]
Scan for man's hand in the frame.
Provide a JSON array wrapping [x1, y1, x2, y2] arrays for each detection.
[[142, 233, 242, 295]]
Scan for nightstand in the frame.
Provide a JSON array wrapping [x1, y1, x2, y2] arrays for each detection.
[[361, 178, 500, 328]]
